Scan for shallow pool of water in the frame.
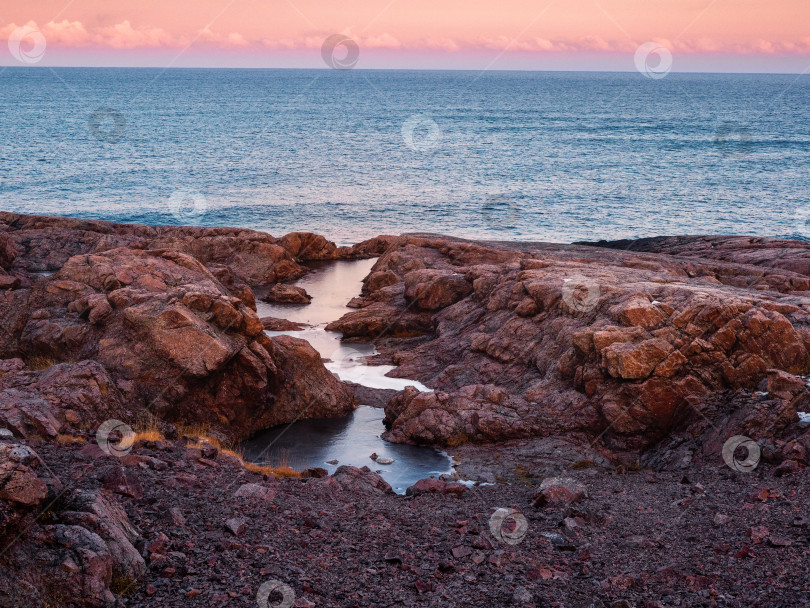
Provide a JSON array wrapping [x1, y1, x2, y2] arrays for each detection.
[[240, 406, 453, 494], [256, 258, 432, 392], [249, 258, 446, 491]]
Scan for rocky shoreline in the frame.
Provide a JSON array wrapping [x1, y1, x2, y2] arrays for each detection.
[[1, 212, 809, 606]]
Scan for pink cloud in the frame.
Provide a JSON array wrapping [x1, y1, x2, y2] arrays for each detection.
[[2, 19, 810, 58], [363, 33, 402, 49], [96, 20, 177, 49], [42, 20, 91, 46], [198, 27, 249, 48]]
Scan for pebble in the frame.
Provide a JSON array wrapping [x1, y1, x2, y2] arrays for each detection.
[[224, 517, 246, 537]]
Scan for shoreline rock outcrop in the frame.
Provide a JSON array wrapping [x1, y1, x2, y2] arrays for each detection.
[[0, 213, 360, 442], [326, 234, 810, 469]]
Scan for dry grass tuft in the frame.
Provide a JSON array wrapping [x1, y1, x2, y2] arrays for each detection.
[[55, 433, 86, 445], [133, 411, 163, 443], [176, 423, 212, 439], [134, 420, 301, 479], [26, 355, 60, 371], [133, 430, 162, 442], [245, 463, 300, 478]]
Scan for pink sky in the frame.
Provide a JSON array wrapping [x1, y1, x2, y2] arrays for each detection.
[[2, 0, 809, 72]]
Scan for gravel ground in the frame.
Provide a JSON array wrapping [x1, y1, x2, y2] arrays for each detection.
[[22, 437, 810, 608]]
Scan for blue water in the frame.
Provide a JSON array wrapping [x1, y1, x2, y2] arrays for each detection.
[[1, 67, 809, 245]]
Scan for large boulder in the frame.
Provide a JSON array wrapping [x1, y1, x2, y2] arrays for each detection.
[[261, 283, 312, 304], [1, 246, 354, 441], [279, 232, 340, 260], [259, 335, 357, 428]]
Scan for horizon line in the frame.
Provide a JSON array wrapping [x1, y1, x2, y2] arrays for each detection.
[[1, 64, 808, 76]]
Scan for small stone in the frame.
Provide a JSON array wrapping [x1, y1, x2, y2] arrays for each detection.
[[225, 517, 246, 537], [513, 586, 533, 604], [452, 545, 472, 558], [533, 477, 587, 507], [234, 483, 275, 502], [149, 553, 168, 567], [101, 466, 143, 499], [167, 507, 186, 527], [63, 410, 81, 425], [326, 459, 338, 465], [713, 513, 731, 526], [262, 283, 312, 304], [148, 532, 169, 555], [375, 457, 394, 465], [540, 531, 577, 551], [0, 429, 14, 440], [527, 567, 553, 581], [748, 525, 769, 543], [200, 444, 218, 459]]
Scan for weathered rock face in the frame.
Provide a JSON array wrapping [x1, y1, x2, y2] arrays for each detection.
[[0, 233, 16, 269], [0, 359, 131, 439], [279, 232, 345, 261], [0, 440, 144, 608], [328, 235, 810, 460], [404, 269, 473, 311], [585, 235, 810, 293], [0, 212, 314, 286], [247, 335, 357, 430], [0, 243, 355, 442]]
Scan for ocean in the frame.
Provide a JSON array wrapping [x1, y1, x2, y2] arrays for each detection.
[[1, 67, 808, 245]]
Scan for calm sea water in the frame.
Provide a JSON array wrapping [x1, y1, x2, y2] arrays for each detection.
[[1, 67, 809, 245]]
